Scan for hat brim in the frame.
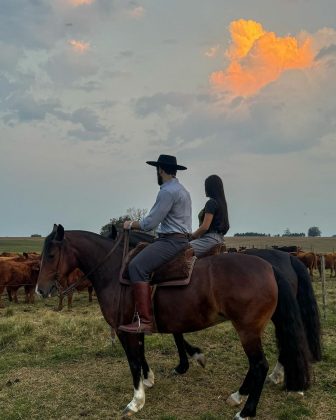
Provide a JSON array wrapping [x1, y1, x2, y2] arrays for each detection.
[[146, 161, 187, 170]]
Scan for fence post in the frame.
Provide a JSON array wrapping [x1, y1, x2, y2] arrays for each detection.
[[321, 255, 327, 320]]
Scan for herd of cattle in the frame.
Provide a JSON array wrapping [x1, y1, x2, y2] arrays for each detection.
[[0, 245, 335, 308], [0, 252, 92, 309]]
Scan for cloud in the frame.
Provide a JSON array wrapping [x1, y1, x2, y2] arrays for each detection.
[[45, 49, 99, 85], [134, 92, 213, 117], [210, 19, 314, 96], [68, 39, 90, 53], [205, 45, 220, 58], [69, 0, 95, 6]]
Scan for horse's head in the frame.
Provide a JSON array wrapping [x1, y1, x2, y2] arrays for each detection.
[[36, 224, 77, 298]]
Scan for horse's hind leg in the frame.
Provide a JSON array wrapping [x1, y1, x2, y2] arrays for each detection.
[[229, 332, 269, 419]]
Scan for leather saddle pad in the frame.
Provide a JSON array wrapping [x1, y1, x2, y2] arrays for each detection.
[[120, 243, 196, 287], [120, 241, 225, 287]]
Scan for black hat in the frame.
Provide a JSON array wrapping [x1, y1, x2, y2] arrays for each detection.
[[146, 154, 187, 170]]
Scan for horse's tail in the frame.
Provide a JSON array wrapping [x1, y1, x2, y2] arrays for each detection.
[[272, 266, 311, 391], [290, 255, 322, 362]]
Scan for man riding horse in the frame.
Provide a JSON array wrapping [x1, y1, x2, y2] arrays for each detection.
[[119, 154, 192, 334]]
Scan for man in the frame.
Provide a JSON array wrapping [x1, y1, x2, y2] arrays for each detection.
[[119, 155, 192, 334]]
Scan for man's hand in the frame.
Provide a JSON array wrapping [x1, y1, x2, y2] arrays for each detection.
[[124, 220, 133, 230]]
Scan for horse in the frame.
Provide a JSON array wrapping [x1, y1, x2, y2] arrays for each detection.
[[171, 249, 322, 383], [36, 224, 311, 419]]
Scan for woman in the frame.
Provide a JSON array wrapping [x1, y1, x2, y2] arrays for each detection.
[[190, 174, 229, 257]]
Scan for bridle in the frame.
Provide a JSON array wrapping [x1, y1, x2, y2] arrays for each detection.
[[51, 230, 128, 297]]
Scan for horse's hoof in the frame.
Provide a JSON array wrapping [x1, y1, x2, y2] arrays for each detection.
[[234, 412, 249, 420], [121, 407, 136, 418], [192, 352, 206, 368], [172, 365, 189, 375], [143, 378, 153, 387], [267, 373, 284, 385], [288, 391, 304, 398], [226, 391, 243, 407]]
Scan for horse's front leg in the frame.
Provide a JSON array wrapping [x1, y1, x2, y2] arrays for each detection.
[[173, 333, 189, 374], [139, 333, 155, 388], [118, 332, 146, 417], [173, 333, 206, 374]]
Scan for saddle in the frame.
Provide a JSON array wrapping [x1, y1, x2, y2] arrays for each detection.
[[120, 241, 225, 287]]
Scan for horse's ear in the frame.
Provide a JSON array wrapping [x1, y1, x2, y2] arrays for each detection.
[[54, 224, 65, 242], [52, 224, 58, 233], [111, 225, 118, 240], [107, 224, 118, 240]]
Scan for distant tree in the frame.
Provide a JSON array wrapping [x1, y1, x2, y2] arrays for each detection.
[[282, 228, 291, 237], [30, 234, 41, 238], [308, 226, 321, 237], [234, 232, 268, 237], [100, 208, 148, 236]]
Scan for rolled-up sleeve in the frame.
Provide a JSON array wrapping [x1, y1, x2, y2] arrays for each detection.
[[139, 190, 174, 231]]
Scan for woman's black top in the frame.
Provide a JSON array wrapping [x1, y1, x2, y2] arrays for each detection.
[[198, 198, 229, 235]]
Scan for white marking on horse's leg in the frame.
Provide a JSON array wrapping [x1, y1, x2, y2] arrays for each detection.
[[124, 380, 145, 414], [234, 411, 250, 420], [288, 390, 305, 397], [226, 391, 243, 407], [192, 352, 206, 368], [143, 369, 154, 388], [268, 361, 284, 385]]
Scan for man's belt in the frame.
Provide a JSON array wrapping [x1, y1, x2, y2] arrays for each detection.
[[158, 233, 188, 239]]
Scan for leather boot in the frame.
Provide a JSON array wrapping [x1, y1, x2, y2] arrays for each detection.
[[119, 282, 153, 334]]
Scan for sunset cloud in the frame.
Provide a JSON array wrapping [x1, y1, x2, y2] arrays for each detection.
[[210, 19, 314, 96], [69, 39, 90, 53], [70, 0, 95, 6]]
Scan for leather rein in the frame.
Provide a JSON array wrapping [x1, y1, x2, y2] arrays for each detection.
[[54, 231, 129, 297]]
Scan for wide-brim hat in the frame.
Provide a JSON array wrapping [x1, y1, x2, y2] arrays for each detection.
[[146, 154, 187, 170]]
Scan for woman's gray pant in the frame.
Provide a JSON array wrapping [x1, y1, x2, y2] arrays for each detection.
[[128, 236, 189, 283], [190, 232, 224, 257]]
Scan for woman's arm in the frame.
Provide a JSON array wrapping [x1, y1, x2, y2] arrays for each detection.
[[191, 213, 214, 239]]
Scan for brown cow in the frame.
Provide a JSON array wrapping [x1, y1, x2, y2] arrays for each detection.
[[295, 251, 317, 276], [0, 258, 40, 307], [317, 253, 336, 278], [57, 268, 93, 311]]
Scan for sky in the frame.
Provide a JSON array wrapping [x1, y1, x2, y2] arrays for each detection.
[[0, 0, 335, 237]]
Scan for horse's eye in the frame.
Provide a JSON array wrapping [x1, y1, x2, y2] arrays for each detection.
[[48, 254, 55, 260]]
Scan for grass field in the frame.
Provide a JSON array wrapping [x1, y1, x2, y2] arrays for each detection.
[[0, 274, 335, 419], [1, 236, 336, 254]]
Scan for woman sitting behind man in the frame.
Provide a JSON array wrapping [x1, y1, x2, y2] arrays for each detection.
[[190, 174, 229, 257]]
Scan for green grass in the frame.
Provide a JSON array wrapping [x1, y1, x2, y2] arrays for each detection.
[[0, 277, 335, 419], [0, 237, 44, 254]]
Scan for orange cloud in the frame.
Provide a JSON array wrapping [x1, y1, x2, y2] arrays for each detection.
[[210, 19, 314, 96], [70, 0, 95, 6], [69, 40, 90, 53]]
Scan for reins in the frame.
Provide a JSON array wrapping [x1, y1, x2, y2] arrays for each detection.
[[59, 231, 127, 297]]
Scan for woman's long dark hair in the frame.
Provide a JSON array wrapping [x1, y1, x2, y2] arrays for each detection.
[[205, 175, 229, 234]]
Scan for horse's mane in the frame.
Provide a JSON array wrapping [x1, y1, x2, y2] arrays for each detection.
[[44, 225, 155, 252], [113, 228, 155, 247]]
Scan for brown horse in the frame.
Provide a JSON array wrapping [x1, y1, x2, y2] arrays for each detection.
[[172, 248, 321, 382], [36, 225, 311, 419]]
